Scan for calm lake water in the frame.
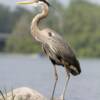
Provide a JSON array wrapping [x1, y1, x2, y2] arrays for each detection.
[[0, 54, 100, 100]]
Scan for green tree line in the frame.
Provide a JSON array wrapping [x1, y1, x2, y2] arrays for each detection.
[[0, 0, 100, 57]]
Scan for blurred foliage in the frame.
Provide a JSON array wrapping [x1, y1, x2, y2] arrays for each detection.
[[64, 0, 100, 57], [5, 13, 41, 53], [0, 0, 100, 57]]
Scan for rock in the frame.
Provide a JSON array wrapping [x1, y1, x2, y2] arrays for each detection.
[[0, 87, 47, 100]]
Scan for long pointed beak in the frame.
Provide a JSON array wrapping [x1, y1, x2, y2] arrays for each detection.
[[16, 1, 34, 5]]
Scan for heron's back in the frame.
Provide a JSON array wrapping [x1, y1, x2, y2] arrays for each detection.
[[41, 28, 81, 76], [42, 40, 81, 76]]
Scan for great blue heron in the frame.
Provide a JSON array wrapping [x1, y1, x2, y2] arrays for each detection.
[[17, 0, 81, 100]]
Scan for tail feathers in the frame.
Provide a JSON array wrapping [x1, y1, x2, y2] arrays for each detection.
[[70, 65, 81, 76], [69, 59, 81, 76]]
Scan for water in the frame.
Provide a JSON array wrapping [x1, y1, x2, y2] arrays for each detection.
[[0, 54, 100, 100]]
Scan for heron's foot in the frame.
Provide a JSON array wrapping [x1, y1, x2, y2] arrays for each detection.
[[59, 94, 64, 100], [50, 96, 54, 100], [50, 96, 64, 100]]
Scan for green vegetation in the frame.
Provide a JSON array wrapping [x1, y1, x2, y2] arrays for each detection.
[[0, 0, 100, 57], [63, 0, 100, 57], [5, 14, 41, 53]]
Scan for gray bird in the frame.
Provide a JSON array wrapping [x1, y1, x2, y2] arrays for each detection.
[[17, 0, 81, 100]]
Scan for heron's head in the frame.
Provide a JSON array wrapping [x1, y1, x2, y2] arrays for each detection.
[[16, 0, 50, 6]]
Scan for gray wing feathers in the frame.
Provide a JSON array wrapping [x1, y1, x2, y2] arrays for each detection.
[[42, 35, 76, 65], [42, 31, 81, 75]]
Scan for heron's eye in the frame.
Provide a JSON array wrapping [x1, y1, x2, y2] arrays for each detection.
[[48, 32, 53, 37]]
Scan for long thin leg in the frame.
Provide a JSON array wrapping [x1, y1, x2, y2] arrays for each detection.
[[60, 68, 70, 100], [51, 65, 58, 100]]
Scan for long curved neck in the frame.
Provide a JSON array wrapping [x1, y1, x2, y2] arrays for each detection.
[[31, 3, 49, 33]]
